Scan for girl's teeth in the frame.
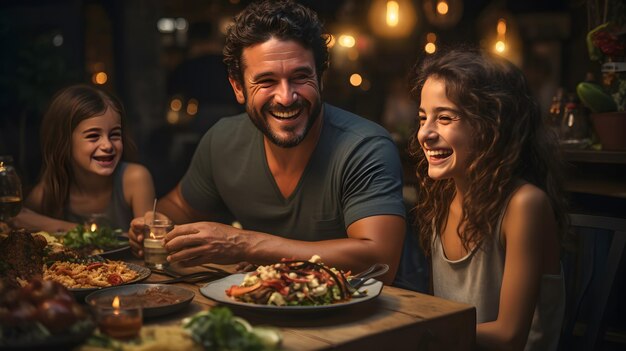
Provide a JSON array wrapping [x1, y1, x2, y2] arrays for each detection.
[[426, 150, 452, 157]]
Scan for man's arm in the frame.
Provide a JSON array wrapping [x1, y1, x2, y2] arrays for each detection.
[[164, 214, 405, 284], [248, 214, 405, 284], [158, 184, 206, 224]]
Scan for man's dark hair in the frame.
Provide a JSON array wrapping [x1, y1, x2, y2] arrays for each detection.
[[223, 0, 329, 85]]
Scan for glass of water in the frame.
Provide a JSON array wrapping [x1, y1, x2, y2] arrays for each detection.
[[143, 217, 173, 269]]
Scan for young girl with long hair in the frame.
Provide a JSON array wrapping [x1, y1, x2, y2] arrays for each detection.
[[409, 48, 568, 350], [16, 84, 155, 232]]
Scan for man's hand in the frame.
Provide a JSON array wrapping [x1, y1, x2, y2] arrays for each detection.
[[128, 211, 170, 257], [128, 216, 146, 257], [164, 221, 246, 267]]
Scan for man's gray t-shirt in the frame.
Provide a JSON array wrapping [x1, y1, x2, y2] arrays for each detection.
[[180, 103, 405, 241]]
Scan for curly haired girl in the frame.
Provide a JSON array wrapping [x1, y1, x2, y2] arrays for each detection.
[[409, 48, 567, 350]]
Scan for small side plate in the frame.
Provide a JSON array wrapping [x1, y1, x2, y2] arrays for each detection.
[[85, 284, 195, 318]]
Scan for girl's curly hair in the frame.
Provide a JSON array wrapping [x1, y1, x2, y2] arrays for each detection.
[[408, 47, 568, 255]]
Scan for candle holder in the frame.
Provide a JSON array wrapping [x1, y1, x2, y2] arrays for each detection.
[[84, 212, 109, 232], [92, 296, 142, 340], [143, 218, 173, 270]]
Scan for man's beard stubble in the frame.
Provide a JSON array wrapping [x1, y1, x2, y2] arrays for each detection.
[[246, 96, 322, 148]]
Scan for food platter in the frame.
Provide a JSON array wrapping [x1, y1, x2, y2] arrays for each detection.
[[85, 284, 195, 318], [200, 273, 383, 312], [67, 263, 151, 298], [45, 232, 130, 257]]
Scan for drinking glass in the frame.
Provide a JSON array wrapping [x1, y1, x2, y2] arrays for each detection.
[[0, 156, 22, 224], [143, 217, 173, 269]]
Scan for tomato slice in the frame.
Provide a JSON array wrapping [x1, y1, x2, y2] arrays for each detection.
[[225, 282, 261, 297], [107, 274, 123, 285]]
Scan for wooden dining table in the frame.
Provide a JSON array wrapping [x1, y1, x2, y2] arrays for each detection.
[[102, 251, 476, 351]]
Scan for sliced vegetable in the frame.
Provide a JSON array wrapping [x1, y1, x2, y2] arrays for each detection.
[[182, 307, 281, 351], [226, 282, 261, 297]]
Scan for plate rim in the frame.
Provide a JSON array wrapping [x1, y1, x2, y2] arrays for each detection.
[[84, 283, 195, 318], [200, 273, 383, 312]]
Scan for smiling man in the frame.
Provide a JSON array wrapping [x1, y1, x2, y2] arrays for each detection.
[[128, 0, 406, 284]]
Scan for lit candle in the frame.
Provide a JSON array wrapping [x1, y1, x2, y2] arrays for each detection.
[[96, 296, 142, 340]]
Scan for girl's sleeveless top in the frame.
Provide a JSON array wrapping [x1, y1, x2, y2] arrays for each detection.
[[64, 162, 132, 231], [431, 185, 565, 351]]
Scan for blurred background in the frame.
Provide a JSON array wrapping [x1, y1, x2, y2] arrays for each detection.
[[0, 0, 619, 201]]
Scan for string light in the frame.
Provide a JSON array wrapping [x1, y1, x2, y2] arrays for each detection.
[[187, 99, 198, 116], [338, 34, 356, 48], [350, 73, 363, 87], [494, 18, 507, 54], [92, 72, 108, 85], [436, 0, 449, 15], [425, 32, 437, 54], [170, 98, 182, 112]]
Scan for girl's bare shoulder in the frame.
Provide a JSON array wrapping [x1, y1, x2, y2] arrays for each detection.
[[122, 163, 153, 184]]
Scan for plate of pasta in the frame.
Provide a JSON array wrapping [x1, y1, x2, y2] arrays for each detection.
[[43, 260, 151, 297]]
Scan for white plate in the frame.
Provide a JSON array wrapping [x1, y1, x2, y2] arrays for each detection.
[[200, 273, 383, 312]]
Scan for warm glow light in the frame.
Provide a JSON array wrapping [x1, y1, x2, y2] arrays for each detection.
[[338, 35, 356, 48], [497, 18, 507, 35], [167, 110, 179, 124], [90, 223, 97, 232], [327, 34, 336, 48], [425, 32, 437, 54], [386, 1, 399, 27], [187, 99, 198, 115], [425, 42, 437, 54], [93, 72, 108, 85], [370, 0, 416, 38], [170, 98, 182, 111], [436, 0, 449, 15], [350, 73, 363, 87], [112, 296, 120, 309], [495, 41, 506, 53]]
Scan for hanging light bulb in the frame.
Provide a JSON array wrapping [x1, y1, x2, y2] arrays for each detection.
[[494, 18, 507, 54], [423, 0, 462, 29], [436, 1, 449, 15], [386, 1, 400, 27], [477, 3, 522, 65], [369, 0, 417, 38], [424, 32, 437, 54]]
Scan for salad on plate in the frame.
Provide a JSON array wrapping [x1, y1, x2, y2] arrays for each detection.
[[225, 255, 353, 306]]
